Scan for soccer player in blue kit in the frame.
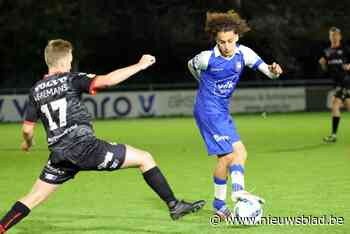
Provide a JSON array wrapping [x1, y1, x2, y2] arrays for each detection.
[[188, 11, 283, 219]]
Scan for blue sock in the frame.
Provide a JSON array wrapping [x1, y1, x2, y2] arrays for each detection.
[[229, 164, 245, 192], [213, 198, 226, 211]]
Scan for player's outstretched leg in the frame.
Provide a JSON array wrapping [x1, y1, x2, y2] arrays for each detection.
[[121, 145, 205, 220], [0, 180, 58, 233]]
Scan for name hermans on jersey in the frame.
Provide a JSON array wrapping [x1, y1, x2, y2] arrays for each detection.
[[34, 76, 68, 102]]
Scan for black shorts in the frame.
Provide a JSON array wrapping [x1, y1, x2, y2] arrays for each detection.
[[334, 87, 350, 101], [39, 138, 126, 184]]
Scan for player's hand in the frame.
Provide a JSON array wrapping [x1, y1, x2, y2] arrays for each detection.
[[268, 62, 283, 76], [138, 55, 156, 70], [21, 140, 32, 152], [342, 64, 350, 71], [319, 57, 328, 71], [319, 57, 327, 65]]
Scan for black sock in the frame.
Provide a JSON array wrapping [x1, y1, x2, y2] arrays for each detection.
[[332, 116, 340, 135], [143, 167, 177, 208], [0, 201, 30, 232]]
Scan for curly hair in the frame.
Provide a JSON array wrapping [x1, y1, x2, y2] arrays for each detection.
[[205, 10, 250, 40]]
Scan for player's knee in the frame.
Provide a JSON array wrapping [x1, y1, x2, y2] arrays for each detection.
[[332, 104, 340, 111], [232, 148, 247, 164], [141, 151, 156, 168], [241, 148, 248, 160], [218, 154, 233, 166], [332, 100, 342, 109]]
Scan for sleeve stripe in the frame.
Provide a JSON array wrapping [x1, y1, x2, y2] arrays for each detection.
[[251, 59, 264, 70], [89, 78, 97, 96], [192, 59, 196, 69], [23, 121, 36, 126]]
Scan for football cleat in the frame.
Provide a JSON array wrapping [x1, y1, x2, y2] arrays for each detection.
[[169, 200, 206, 220], [323, 134, 337, 143]]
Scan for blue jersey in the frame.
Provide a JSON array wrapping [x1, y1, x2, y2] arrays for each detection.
[[188, 44, 265, 115], [188, 44, 275, 155]]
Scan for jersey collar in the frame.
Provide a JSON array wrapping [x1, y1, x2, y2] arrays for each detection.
[[214, 44, 240, 59], [43, 72, 64, 79]]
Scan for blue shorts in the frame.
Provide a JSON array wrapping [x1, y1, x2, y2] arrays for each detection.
[[194, 112, 240, 156]]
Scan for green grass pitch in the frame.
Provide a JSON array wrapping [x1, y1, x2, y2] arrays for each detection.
[[0, 112, 349, 234]]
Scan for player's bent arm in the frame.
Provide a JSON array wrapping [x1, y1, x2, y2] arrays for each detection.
[[257, 62, 283, 79], [239, 45, 282, 79], [21, 123, 35, 151], [187, 51, 211, 81], [92, 54, 156, 89]]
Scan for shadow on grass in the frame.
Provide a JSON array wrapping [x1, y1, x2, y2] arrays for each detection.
[[11, 200, 263, 233], [15, 208, 208, 234], [262, 143, 330, 153], [0, 147, 47, 152], [17, 221, 184, 234]]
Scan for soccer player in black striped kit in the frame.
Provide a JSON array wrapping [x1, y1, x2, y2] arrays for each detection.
[[0, 39, 205, 233], [319, 27, 350, 143]]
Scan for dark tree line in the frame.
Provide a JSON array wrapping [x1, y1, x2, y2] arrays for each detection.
[[0, 0, 349, 89]]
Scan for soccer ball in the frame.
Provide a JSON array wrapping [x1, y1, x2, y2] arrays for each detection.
[[233, 199, 263, 225]]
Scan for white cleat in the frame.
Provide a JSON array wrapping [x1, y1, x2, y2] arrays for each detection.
[[232, 190, 265, 204]]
